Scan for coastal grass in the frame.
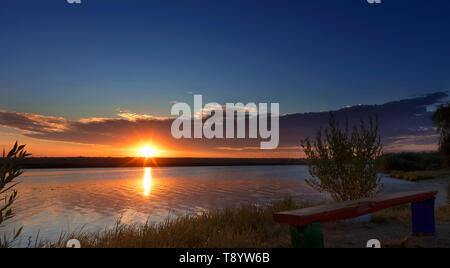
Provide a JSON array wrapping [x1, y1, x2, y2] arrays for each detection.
[[23, 198, 450, 248], [39, 197, 312, 248]]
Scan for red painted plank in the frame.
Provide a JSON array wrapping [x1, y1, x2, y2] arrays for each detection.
[[273, 190, 438, 226]]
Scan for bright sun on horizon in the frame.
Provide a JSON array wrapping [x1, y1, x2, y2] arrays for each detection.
[[139, 145, 159, 158]]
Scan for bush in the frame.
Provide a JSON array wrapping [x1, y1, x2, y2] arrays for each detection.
[[302, 115, 384, 202], [381, 152, 442, 173], [432, 103, 450, 168], [439, 134, 450, 168]]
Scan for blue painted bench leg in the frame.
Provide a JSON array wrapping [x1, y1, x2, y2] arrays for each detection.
[[290, 221, 324, 248], [411, 197, 436, 236]]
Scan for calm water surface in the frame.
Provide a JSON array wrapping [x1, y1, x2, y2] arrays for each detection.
[[6, 165, 449, 242]]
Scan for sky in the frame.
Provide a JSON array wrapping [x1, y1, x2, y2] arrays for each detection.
[[0, 0, 449, 157]]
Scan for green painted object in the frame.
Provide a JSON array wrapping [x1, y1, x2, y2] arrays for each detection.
[[290, 221, 324, 248]]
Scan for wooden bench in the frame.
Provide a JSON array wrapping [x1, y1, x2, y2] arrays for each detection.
[[273, 190, 438, 248]]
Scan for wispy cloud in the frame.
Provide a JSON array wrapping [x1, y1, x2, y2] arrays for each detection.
[[116, 110, 171, 121]]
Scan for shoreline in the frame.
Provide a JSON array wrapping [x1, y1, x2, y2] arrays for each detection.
[[10, 157, 307, 169]]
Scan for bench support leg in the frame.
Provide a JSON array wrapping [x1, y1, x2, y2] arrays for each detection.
[[290, 221, 324, 248], [411, 196, 436, 236]]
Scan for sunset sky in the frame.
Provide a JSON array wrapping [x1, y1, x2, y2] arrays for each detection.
[[0, 0, 449, 157]]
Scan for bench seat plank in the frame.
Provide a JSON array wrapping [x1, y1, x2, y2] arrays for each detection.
[[273, 190, 437, 227]]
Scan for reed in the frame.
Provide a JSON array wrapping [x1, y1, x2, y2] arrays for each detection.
[[38, 197, 313, 248], [16, 197, 450, 248]]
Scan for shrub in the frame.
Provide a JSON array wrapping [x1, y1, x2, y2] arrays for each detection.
[[302, 114, 384, 202], [381, 152, 442, 173], [432, 103, 450, 168]]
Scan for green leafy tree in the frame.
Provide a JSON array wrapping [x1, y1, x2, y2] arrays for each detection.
[[302, 115, 384, 202], [431, 103, 450, 168], [0, 142, 30, 248]]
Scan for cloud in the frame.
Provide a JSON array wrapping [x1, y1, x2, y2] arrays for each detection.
[[277, 92, 448, 147], [0, 110, 173, 146], [0, 92, 447, 155], [217, 146, 301, 151], [116, 111, 170, 121], [385, 134, 439, 152], [0, 111, 67, 134]]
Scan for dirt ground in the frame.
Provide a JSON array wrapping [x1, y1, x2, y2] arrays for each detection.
[[322, 221, 450, 248]]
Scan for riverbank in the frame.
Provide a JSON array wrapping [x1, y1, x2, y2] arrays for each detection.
[[23, 198, 450, 248]]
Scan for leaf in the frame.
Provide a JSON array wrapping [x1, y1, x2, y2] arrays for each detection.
[[0, 142, 28, 228], [14, 227, 23, 239]]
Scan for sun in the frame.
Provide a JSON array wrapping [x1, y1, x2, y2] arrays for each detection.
[[139, 145, 158, 158]]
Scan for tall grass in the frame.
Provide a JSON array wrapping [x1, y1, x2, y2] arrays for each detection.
[[390, 170, 450, 181], [38, 197, 312, 248], [16, 199, 450, 248]]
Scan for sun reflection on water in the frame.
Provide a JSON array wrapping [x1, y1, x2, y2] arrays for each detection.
[[143, 167, 152, 196]]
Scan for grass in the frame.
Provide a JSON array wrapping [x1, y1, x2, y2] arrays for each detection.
[[372, 204, 450, 225], [389, 170, 450, 181], [35, 197, 313, 248], [13, 198, 450, 248]]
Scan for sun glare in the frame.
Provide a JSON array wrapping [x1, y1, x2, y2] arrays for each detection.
[[139, 145, 158, 158]]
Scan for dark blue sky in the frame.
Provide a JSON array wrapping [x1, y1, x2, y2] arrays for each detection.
[[1, 0, 449, 120]]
